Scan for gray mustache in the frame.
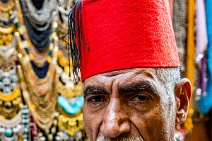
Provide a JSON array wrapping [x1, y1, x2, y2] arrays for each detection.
[[96, 137, 144, 141]]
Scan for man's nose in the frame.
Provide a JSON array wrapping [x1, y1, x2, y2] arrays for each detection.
[[101, 98, 131, 138]]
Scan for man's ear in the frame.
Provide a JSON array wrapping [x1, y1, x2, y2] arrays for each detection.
[[175, 78, 192, 125]]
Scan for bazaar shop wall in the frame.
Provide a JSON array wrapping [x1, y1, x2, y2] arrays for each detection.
[[1, 0, 212, 141], [173, 0, 212, 140], [0, 0, 85, 140]]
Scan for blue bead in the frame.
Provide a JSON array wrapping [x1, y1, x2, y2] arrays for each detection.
[[5, 128, 13, 137], [58, 95, 83, 114], [22, 109, 29, 114], [23, 119, 29, 124], [10, 75, 18, 82], [11, 82, 17, 88], [3, 87, 11, 93], [2, 77, 11, 85], [24, 128, 28, 133], [0, 82, 3, 89], [76, 96, 84, 108]]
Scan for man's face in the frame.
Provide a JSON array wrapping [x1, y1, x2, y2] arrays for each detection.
[[83, 68, 178, 141]]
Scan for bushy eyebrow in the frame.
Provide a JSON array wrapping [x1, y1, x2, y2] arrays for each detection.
[[119, 81, 158, 96], [83, 86, 109, 98]]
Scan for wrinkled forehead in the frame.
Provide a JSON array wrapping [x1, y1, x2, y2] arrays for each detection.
[[83, 68, 160, 88]]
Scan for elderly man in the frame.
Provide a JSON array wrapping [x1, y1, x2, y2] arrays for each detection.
[[69, 0, 191, 140]]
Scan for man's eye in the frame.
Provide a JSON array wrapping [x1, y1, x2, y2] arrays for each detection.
[[130, 94, 152, 102], [87, 95, 107, 104]]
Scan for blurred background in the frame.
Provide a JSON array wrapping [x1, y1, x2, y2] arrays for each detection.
[[0, 0, 211, 140]]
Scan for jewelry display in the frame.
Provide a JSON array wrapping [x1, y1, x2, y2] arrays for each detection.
[[57, 52, 83, 98], [0, 108, 23, 141], [0, 0, 86, 140], [17, 32, 58, 131], [21, 0, 56, 30], [57, 0, 74, 49], [0, 3, 23, 141], [19, 0, 57, 51], [58, 95, 83, 115], [55, 1, 85, 139], [58, 113, 84, 138], [21, 105, 31, 141], [56, 50, 86, 140], [0, 0, 16, 47], [0, 38, 16, 60]]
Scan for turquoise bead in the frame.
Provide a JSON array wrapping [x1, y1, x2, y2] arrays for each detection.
[[2, 77, 10, 85], [10, 75, 18, 82], [0, 82, 3, 89], [48, 50, 52, 56], [3, 87, 11, 93], [11, 82, 17, 88], [24, 128, 28, 133], [24, 48, 29, 54], [15, 21, 20, 28], [23, 119, 29, 124], [58, 95, 84, 114], [22, 109, 29, 114], [5, 128, 13, 137]]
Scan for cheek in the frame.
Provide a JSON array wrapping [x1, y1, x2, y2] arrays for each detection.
[[131, 106, 173, 141], [83, 104, 102, 139]]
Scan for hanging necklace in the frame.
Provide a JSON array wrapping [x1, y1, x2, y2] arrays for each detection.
[[20, 0, 56, 28], [0, 0, 16, 26], [15, 0, 56, 66], [16, 20, 59, 131], [18, 54, 58, 131], [18, 0, 56, 52], [0, 0, 23, 123]]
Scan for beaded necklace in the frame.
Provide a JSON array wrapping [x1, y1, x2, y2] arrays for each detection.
[[56, 31, 85, 141], [18, 62, 57, 131], [20, 0, 56, 30], [0, 0, 23, 126], [56, 1, 85, 137], [0, 0, 16, 27], [16, 31, 58, 133], [21, 105, 31, 141], [18, 0, 56, 51], [16, 0, 59, 131], [0, 0, 16, 47], [0, 107, 23, 141]]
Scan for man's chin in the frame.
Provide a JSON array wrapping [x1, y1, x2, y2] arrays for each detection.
[[96, 136, 144, 141]]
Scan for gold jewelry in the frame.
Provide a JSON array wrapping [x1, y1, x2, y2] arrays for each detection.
[[0, 87, 20, 102], [0, 25, 15, 46], [0, 25, 14, 34], [56, 79, 83, 99], [16, 1, 59, 129], [0, 0, 15, 12], [18, 65, 56, 130], [57, 50, 70, 68], [58, 113, 84, 136], [0, 110, 22, 128]]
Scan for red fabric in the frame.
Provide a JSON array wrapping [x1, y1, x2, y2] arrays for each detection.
[[79, 0, 180, 81]]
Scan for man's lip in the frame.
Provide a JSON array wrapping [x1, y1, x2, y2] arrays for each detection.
[[96, 136, 145, 141]]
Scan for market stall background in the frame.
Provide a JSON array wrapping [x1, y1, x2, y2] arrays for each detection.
[[0, 0, 85, 140], [0, 0, 211, 141]]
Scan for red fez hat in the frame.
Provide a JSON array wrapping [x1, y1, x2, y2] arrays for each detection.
[[69, 0, 180, 81]]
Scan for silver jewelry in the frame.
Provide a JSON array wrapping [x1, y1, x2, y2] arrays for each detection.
[[20, 0, 57, 31], [0, 37, 16, 59], [0, 111, 22, 128]]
